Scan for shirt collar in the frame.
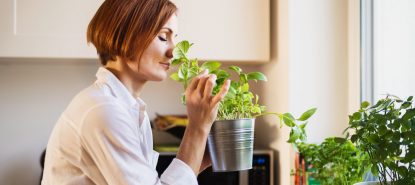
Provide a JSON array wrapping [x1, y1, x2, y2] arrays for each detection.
[[95, 67, 147, 109]]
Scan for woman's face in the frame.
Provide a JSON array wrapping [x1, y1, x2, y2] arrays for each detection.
[[135, 14, 178, 82]]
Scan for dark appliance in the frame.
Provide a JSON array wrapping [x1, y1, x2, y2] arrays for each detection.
[[156, 150, 274, 185]]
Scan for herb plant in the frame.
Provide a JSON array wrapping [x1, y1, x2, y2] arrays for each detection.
[[171, 40, 316, 143], [296, 137, 370, 185], [347, 95, 415, 184]]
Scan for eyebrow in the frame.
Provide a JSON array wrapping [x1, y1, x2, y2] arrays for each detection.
[[161, 27, 178, 37]]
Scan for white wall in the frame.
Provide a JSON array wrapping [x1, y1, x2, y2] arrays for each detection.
[[288, 0, 349, 144], [257, 0, 358, 184]]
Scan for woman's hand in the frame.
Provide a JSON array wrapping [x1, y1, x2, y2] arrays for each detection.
[[185, 70, 230, 132], [177, 70, 229, 175]]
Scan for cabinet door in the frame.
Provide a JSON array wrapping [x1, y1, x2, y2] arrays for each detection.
[[0, 0, 269, 62], [0, 0, 102, 58], [172, 0, 270, 62]]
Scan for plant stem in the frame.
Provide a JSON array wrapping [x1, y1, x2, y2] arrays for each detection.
[[379, 164, 387, 185]]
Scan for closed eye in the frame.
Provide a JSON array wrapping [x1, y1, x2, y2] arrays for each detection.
[[158, 36, 167, 42]]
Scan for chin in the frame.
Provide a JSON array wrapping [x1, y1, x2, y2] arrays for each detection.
[[150, 73, 168, 82], [141, 69, 169, 81], [152, 77, 165, 82]]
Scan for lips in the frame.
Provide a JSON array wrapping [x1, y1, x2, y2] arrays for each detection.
[[159, 62, 170, 69]]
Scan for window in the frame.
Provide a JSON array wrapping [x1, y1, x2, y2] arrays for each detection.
[[362, 0, 415, 103], [361, 0, 415, 181]]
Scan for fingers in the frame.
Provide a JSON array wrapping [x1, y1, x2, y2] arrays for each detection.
[[202, 75, 217, 98], [196, 74, 210, 93], [187, 70, 209, 92], [187, 70, 228, 106], [212, 79, 230, 105]]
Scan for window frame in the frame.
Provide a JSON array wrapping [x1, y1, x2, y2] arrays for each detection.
[[360, 0, 374, 104]]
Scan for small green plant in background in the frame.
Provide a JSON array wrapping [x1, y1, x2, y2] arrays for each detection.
[[296, 137, 370, 185], [347, 95, 415, 184], [170, 40, 316, 143]]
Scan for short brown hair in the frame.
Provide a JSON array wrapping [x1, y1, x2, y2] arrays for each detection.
[[87, 0, 177, 65]]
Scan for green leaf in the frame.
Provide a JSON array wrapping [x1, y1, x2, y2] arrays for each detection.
[[229, 66, 242, 74], [361, 101, 370, 109], [333, 137, 347, 144], [252, 106, 261, 113], [298, 108, 317, 121], [367, 135, 379, 143], [173, 40, 192, 59], [401, 102, 411, 109], [299, 122, 308, 129], [378, 125, 387, 136], [228, 86, 237, 95], [287, 127, 301, 143], [170, 72, 181, 82], [191, 59, 198, 68], [171, 58, 182, 66], [247, 72, 267, 82], [282, 113, 296, 127], [397, 166, 408, 175], [241, 83, 249, 92], [230, 81, 239, 90], [402, 109, 415, 122], [404, 147, 415, 162], [374, 99, 391, 112], [201, 61, 221, 72], [178, 66, 186, 79], [352, 112, 363, 121], [240, 74, 248, 84], [214, 69, 230, 79], [188, 69, 198, 80], [371, 165, 379, 175], [225, 89, 236, 99], [351, 134, 358, 143], [407, 96, 413, 101]]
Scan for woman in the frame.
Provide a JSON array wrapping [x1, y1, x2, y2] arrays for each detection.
[[41, 0, 230, 184]]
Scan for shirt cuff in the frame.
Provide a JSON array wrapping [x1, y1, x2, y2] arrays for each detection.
[[160, 158, 198, 185]]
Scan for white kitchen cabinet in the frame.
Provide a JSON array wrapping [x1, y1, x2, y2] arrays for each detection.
[[171, 0, 270, 62], [0, 0, 103, 59], [0, 0, 270, 62]]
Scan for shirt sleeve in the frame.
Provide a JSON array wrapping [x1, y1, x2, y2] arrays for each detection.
[[161, 158, 198, 185], [80, 102, 198, 185]]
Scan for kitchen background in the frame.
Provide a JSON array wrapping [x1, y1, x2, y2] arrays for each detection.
[[0, 0, 361, 184]]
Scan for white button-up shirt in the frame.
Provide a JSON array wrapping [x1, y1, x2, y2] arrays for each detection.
[[42, 67, 197, 185]]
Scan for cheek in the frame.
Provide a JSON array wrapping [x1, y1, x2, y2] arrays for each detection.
[[138, 42, 167, 69], [150, 42, 168, 57], [137, 56, 157, 74]]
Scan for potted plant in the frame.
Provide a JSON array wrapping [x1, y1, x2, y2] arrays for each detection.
[[295, 137, 370, 185], [347, 95, 415, 184], [170, 40, 316, 171]]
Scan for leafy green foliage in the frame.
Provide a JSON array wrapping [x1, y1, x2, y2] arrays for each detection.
[[171, 40, 316, 143], [296, 137, 370, 185], [347, 95, 415, 184]]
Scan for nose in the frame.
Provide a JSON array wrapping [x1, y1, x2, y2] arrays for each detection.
[[166, 41, 175, 59], [166, 48, 173, 59]]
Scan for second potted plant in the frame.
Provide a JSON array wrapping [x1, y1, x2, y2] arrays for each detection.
[[171, 40, 316, 171], [295, 137, 370, 184], [347, 95, 415, 184]]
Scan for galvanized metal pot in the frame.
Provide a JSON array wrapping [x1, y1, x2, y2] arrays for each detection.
[[207, 118, 255, 172]]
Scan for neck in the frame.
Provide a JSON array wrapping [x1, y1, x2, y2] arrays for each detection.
[[105, 58, 146, 98]]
